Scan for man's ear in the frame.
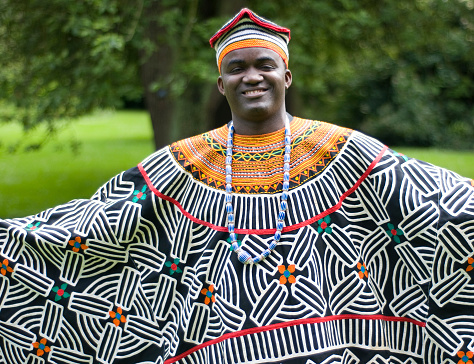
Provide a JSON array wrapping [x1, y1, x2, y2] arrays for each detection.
[[285, 69, 292, 89], [217, 76, 225, 96]]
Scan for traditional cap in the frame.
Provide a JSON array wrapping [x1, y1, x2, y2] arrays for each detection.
[[210, 8, 291, 73]]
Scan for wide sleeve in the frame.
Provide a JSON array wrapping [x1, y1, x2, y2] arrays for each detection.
[[0, 166, 165, 364], [423, 166, 474, 362]]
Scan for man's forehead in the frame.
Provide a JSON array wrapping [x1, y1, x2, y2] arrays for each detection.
[[221, 47, 284, 67]]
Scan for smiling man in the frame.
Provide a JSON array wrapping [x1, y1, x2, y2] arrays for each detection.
[[1, 8, 474, 364], [213, 9, 292, 137], [217, 47, 292, 135]]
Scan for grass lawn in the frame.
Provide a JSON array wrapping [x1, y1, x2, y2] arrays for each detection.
[[1, 111, 473, 218], [394, 147, 474, 179], [0, 110, 154, 218]]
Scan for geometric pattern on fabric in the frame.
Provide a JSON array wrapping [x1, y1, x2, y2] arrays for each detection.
[[169, 117, 352, 194], [1, 118, 474, 363]]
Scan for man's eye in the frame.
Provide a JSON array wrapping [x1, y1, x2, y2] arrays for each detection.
[[261, 64, 275, 70], [229, 66, 244, 72]]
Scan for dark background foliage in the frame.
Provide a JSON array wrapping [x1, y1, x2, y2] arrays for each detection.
[[1, 0, 473, 149]]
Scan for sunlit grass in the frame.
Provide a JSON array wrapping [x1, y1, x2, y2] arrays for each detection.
[[394, 147, 474, 179], [0, 110, 154, 218], [0, 111, 473, 218]]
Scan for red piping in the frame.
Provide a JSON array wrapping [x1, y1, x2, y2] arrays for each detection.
[[209, 8, 291, 47], [164, 313, 425, 364], [138, 164, 228, 232], [138, 145, 389, 235]]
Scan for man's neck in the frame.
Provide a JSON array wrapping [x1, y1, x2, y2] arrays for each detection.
[[231, 110, 289, 135]]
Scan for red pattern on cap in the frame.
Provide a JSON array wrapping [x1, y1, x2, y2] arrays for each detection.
[[209, 8, 290, 48]]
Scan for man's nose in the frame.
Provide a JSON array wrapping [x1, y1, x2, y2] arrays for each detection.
[[243, 67, 264, 83]]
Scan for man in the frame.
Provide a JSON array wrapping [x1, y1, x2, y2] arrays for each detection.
[[1, 8, 473, 364]]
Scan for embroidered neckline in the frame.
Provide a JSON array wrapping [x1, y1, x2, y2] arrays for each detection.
[[169, 118, 352, 193], [226, 118, 291, 264]]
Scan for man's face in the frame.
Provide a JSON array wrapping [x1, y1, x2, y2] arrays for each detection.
[[217, 47, 292, 124]]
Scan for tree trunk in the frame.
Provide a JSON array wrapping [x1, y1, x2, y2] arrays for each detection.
[[204, 0, 246, 131], [139, 1, 175, 150], [139, 0, 247, 150]]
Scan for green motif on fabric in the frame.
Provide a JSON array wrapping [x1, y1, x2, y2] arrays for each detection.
[[132, 185, 147, 202], [393, 151, 409, 162], [386, 223, 404, 243], [26, 222, 41, 231], [165, 258, 182, 275], [317, 216, 332, 234], [52, 283, 70, 301], [226, 235, 242, 251]]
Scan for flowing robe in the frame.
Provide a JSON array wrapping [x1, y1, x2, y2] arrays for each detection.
[[1, 117, 474, 364]]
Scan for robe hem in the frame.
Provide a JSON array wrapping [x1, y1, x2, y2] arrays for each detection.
[[164, 313, 426, 364]]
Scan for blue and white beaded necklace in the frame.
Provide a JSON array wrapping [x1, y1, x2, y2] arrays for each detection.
[[225, 118, 291, 264]]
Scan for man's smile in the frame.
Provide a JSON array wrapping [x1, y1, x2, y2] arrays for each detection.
[[242, 88, 268, 97], [217, 47, 292, 131]]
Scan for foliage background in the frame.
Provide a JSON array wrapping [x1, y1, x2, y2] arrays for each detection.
[[1, 0, 473, 217], [1, 111, 473, 218], [0, 0, 473, 150]]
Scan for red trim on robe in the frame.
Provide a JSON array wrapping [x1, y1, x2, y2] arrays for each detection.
[[138, 145, 389, 235], [164, 313, 425, 364]]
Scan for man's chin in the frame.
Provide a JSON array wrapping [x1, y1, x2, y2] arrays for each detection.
[[241, 112, 271, 123], [241, 104, 271, 119]]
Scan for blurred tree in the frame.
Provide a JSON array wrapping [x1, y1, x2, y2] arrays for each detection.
[[255, 0, 474, 148], [0, 0, 240, 148], [0, 0, 473, 149], [0, 0, 145, 141]]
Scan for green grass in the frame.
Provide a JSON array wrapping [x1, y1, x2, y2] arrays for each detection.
[[394, 147, 474, 179], [0, 111, 473, 218], [0, 110, 154, 218]]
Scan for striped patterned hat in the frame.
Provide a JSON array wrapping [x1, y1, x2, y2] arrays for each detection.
[[210, 8, 291, 73]]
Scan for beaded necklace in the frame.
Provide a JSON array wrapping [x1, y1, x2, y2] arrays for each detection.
[[225, 118, 291, 264]]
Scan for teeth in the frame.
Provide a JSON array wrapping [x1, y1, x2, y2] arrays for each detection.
[[245, 90, 264, 95]]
